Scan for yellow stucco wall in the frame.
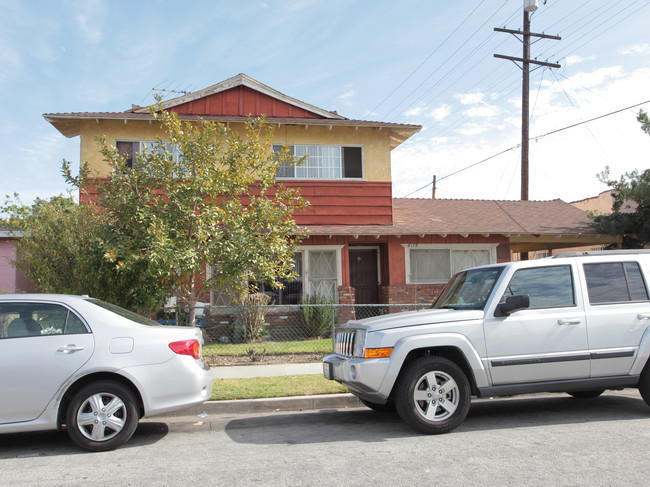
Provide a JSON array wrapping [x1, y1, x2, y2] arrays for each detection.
[[79, 119, 393, 181]]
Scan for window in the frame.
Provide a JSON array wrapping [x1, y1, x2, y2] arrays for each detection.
[[502, 265, 575, 309], [116, 140, 183, 169], [0, 303, 88, 338], [584, 262, 649, 304], [256, 253, 303, 305], [257, 247, 341, 303], [273, 144, 363, 179], [307, 250, 338, 300], [210, 247, 342, 305], [405, 245, 497, 284]]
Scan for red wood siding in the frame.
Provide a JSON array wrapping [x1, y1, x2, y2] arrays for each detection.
[[170, 86, 326, 119], [285, 181, 393, 225]]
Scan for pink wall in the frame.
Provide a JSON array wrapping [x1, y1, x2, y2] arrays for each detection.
[[0, 240, 17, 293], [0, 239, 36, 294]]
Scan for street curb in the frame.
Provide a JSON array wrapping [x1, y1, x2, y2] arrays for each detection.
[[158, 393, 362, 417]]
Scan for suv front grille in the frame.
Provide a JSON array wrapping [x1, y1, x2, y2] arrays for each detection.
[[335, 330, 356, 357]]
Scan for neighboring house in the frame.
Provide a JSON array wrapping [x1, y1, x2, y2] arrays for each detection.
[[0, 227, 35, 294], [529, 189, 631, 258], [43, 74, 618, 306]]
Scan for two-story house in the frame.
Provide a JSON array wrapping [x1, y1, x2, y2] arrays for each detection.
[[44, 74, 618, 308]]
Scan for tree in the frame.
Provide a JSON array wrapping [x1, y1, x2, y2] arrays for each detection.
[[65, 103, 308, 325], [1, 194, 166, 309], [638, 109, 650, 136], [589, 110, 650, 248]]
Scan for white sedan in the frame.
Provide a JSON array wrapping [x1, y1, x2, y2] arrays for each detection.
[[0, 294, 213, 451]]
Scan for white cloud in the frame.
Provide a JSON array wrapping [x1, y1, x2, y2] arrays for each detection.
[[74, 0, 106, 44], [462, 105, 498, 118], [405, 107, 424, 117], [455, 93, 485, 105], [565, 54, 596, 66], [428, 104, 451, 122], [338, 89, 355, 106], [619, 44, 650, 55], [456, 123, 489, 136], [392, 66, 650, 203]]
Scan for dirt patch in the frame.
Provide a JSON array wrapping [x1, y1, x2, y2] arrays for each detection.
[[204, 353, 324, 367]]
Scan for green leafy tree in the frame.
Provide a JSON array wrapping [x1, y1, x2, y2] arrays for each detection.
[[1, 194, 166, 309], [65, 103, 308, 325], [589, 110, 650, 248], [638, 109, 650, 136]]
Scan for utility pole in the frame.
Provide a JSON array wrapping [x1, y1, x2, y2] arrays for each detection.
[[494, 1, 561, 201]]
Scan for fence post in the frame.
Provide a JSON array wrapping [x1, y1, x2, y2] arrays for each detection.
[[331, 304, 336, 352]]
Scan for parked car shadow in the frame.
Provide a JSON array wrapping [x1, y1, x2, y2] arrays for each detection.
[[224, 392, 649, 445], [0, 422, 169, 458]]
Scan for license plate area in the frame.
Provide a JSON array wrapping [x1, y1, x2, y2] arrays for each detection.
[[323, 362, 333, 380]]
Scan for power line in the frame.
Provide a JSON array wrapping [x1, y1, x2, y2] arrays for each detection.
[[365, 0, 489, 118], [400, 99, 650, 198]]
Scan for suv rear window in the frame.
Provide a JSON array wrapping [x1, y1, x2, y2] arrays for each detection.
[[584, 262, 649, 304]]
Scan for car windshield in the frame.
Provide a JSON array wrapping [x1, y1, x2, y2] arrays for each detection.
[[85, 298, 159, 326], [433, 266, 504, 310]]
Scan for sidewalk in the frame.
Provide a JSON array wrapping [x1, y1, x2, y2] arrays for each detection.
[[159, 362, 361, 418]]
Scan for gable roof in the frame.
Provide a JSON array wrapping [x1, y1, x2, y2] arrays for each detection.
[[131, 73, 345, 120], [43, 74, 421, 149]]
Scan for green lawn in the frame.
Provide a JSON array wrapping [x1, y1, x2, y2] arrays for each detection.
[[210, 374, 348, 400]]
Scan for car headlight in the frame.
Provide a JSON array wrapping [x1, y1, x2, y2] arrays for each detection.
[[352, 329, 366, 358]]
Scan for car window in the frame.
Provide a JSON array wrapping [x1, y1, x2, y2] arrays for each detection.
[[584, 262, 650, 304], [502, 265, 575, 309], [85, 298, 159, 326], [0, 303, 89, 338]]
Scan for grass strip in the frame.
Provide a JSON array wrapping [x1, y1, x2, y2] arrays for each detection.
[[210, 374, 348, 401]]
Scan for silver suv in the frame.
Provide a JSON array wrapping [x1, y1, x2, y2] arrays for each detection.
[[323, 250, 650, 434]]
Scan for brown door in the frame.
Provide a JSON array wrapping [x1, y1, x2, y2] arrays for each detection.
[[349, 249, 379, 304]]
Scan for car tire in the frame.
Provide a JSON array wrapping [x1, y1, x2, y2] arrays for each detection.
[[639, 361, 650, 407], [395, 356, 471, 434], [566, 390, 605, 399], [65, 380, 139, 452], [360, 398, 396, 413]]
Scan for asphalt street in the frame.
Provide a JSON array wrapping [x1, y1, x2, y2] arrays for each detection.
[[2, 389, 649, 486]]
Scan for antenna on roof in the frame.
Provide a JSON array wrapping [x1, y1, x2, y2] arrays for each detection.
[[152, 87, 192, 96]]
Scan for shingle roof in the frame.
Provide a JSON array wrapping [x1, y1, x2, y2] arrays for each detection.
[[304, 198, 599, 236]]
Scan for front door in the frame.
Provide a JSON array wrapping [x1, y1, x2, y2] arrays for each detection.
[[349, 249, 379, 304], [483, 264, 590, 385]]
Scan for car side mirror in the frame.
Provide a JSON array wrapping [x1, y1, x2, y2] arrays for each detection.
[[495, 294, 530, 317]]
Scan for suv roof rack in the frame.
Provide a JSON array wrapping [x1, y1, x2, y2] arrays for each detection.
[[552, 249, 650, 259]]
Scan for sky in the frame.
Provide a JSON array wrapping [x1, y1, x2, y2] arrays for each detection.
[[1, 0, 649, 207]]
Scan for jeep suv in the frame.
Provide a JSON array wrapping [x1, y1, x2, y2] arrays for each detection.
[[323, 250, 650, 434]]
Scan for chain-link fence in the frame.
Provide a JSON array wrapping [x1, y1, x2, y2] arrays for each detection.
[[159, 303, 431, 365]]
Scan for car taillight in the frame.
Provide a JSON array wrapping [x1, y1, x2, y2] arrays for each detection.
[[169, 339, 201, 359]]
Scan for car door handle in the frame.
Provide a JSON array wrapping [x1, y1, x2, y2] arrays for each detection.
[[558, 319, 581, 325], [57, 344, 85, 354], [639, 314, 650, 320]]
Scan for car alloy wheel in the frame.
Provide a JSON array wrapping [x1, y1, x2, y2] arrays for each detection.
[[395, 356, 471, 434], [66, 380, 139, 452]]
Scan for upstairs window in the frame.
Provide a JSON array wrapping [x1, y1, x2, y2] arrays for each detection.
[[273, 144, 362, 180], [116, 140, 183, 169]]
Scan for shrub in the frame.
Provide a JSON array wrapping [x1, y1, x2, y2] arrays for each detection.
[[241, 293, 271, 341], [300, 294, 338, 338]]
